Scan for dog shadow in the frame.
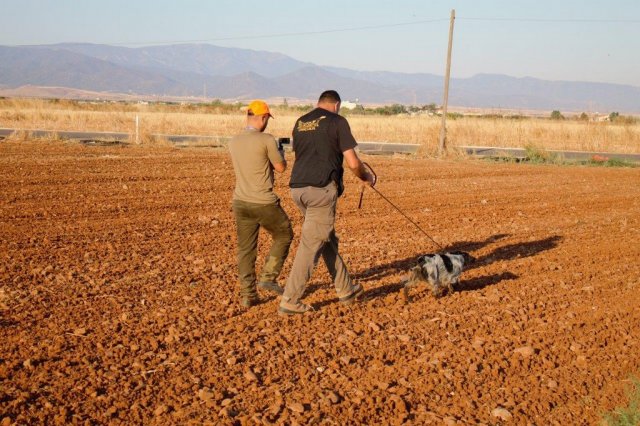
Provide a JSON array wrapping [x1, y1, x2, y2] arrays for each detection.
[[351, 233, 512, 283], [469, 235, 562, 270], [0, 318, 17, 328], [348, 234, 560, 303], [443, 233, 510, 252], [456, 271, 519, 292], [351, 256, 418, 282], [303, 234, 561, 306]]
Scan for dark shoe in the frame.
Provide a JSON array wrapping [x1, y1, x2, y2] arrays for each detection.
[[257, 281, 284, 295], [339, 284, 364, 305], [278, 300, 313, 315], [240, 296, 260, 308]]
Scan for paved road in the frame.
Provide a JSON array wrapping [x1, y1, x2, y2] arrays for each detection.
[[1, 128, 638, 163]]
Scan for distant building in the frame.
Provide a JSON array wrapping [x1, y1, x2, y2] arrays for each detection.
[[341, 100, 359, 110]]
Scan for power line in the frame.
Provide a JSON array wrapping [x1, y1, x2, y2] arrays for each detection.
[[459, 17, 640, 23], [13, 15, 637, 48], [109, 18, 449, 47]]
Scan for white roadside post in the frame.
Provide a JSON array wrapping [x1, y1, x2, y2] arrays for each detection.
[[135, 114, 139, 144]]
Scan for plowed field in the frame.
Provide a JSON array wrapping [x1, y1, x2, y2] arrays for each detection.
[[1, 141, 639, 425]]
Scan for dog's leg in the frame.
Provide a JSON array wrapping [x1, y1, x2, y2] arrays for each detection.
[[403, 279, 419, 303], [451, 278, 459, 291], [432, 283, 446, 298], [403, 267, 424, 303]]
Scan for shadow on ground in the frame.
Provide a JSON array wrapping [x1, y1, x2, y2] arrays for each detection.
[[351, 234, 562, 302], [469, 235, 562, 270], [291, 234, 562, 308]]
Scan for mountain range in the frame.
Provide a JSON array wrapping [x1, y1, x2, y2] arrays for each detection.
[[1, 43, 638, 113]]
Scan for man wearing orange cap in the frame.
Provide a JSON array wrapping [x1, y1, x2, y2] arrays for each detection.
[[228, 100, 293, 307]]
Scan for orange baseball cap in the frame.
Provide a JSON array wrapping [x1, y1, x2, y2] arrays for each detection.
[[247, 100, 273, 118]]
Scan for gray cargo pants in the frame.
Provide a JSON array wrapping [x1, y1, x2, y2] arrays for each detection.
[[282, 183, 356, 304]]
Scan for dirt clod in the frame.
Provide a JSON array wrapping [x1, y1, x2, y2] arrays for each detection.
[[491, 407, 512, 421], [287, 402, 305, 413]]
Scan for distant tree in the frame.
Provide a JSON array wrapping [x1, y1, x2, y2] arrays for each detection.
[[550, 110, 564, 120], [579, 112, 589, 121], [424, 103, 438, 113], [374, 104, 407, 115], [609, 112, 620, 122]]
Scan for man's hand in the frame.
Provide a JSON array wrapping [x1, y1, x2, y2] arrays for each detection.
[[362, 171, 375, 186]]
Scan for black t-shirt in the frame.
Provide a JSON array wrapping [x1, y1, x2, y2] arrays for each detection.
[[289, 108, 357, 196]]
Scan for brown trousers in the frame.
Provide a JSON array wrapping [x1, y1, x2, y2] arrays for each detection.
[[282, 183, 355, 304], [232, 199, 292, 298]]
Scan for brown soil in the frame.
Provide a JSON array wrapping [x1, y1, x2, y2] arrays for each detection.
[[1, 141, 639, 425]]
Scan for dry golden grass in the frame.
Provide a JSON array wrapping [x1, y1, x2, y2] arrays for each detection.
[[1, 98, 638, 153]]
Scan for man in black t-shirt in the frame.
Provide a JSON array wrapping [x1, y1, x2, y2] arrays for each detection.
[[279, 90, 375, 315]]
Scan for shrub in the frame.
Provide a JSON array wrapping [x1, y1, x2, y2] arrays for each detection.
[[602, 376, 640, 426], [524, 144, 561, 164]]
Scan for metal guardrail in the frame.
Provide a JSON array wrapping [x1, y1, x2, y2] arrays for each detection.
[[1, 128, 638, 162]]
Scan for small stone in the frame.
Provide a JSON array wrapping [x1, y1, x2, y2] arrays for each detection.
[[23, 359, 33, 369], [2, 417, 12, 426], [397, 334, 410, 342], [153, 405, 168, 416], [226, 356, 237, 366], [492, 407, 512, 421], [547, 380, 558, 389], [198, 388, 214, 401], [377, 381, 390, 391], [74, 328, 87, 336], [340, 356, 352, 365], [443, 417, 457, 426], [221, 398, 233, 407], [368, 322, 381, 332], [327, 391, 340, 404], [576, 355, 588, 368], [288, 402, 305, 413], [514, 346, 535, 357], [244, 369, 259, 382], [472, 337, 486, 352]]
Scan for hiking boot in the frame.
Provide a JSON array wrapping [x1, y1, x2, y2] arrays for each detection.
[[339, 284, 365, 305], [240, 296, 260, 308], [278, 300, 313, 316], [257, 281, 284, 296]]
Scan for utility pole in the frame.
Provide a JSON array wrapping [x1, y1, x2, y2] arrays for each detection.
[[438, 9, 455, 156]]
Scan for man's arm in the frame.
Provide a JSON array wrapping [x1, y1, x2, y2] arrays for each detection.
[[343, 148, 374, 185], [273, 157, 286, 173], [268, 138, 287, 173]]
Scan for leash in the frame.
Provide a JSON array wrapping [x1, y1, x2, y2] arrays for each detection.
[[358, 162, 445, 251]]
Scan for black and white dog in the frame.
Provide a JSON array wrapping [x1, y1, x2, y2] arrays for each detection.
[[403, 252, 475, 301]]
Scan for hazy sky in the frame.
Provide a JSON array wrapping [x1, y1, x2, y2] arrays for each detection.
[[2, 0, 639, 86]]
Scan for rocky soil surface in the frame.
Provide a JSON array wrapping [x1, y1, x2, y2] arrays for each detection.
[[1, 141, 639, 425]]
